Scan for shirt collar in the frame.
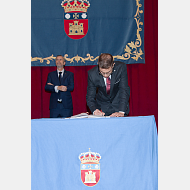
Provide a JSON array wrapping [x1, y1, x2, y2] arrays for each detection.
[[57, 68, 64, 74], [103, 75, 111, 80]]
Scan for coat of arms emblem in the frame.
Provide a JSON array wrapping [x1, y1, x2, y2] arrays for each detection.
[[79, 148, 101, 187], [61, 0, 90, 39]]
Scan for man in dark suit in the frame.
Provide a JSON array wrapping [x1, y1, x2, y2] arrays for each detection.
[[86, 53, 130, 117], [45, 55, 74, 118]]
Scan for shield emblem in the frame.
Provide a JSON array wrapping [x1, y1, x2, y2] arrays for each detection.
[[80, 163, 100, 186], [61, 0, 90, 40], [79, 149, 101, 187]]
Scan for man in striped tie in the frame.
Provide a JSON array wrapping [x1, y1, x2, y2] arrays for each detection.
[[86, 53, 130, 117]]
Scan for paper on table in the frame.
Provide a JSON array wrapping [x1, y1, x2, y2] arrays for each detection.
[[67, 113, 110, 119]]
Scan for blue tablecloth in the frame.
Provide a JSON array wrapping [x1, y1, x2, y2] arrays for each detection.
[[31, 115, 158, 190]]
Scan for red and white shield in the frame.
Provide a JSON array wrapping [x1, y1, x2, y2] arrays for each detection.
[[80, 163, 100, 187], [61, 0, 90, 40], [79, 148, 101, 187]]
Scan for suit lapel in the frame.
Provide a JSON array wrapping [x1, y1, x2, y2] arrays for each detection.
[[100, 75, 105, 88], [95, 67, 105, 88], [62, 71, 65, 81], [55, 70, 60, 85], [110, 68, 116, 95], [60, 70, 68, 84]]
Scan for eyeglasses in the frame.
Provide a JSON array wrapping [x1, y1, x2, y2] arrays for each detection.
[[99, 67, 113, 77]]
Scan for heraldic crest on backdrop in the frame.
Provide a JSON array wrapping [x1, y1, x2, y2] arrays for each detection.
[[79, 148, 101, 187], [61, 0, 90, 39], [31, 0, 145, 66]]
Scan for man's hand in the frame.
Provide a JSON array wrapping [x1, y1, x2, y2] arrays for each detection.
[[57, 85, 67, 91], [109, 112, 124, 117], [93, 109, 105, 116]]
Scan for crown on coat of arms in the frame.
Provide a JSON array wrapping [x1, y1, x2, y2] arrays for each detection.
[[79, 148, 101, 164], [61, 0, 90, 13]]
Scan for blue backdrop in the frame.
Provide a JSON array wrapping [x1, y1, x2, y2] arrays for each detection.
[[31, 0, 145, 66]]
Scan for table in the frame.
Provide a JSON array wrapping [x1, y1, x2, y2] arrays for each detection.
[[31, 115, 158, 190]]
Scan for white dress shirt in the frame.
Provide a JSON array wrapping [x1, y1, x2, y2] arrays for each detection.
[[54, 69, 64, 93], [103, 75, 111, 87]]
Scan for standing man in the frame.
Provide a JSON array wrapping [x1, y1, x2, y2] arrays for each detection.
[[86, 53, 130, 117], [45, 55, 74, 118]]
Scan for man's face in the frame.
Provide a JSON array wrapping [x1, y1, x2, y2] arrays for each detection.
[[99, 63, 115, 78], [56, 56, 65, 69]]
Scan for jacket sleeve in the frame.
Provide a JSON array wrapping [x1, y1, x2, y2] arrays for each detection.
[[86, 71, 99, 113], [118, 64, 130, 112], [44, 73, 55, 92], [66, 72, 74, 92]]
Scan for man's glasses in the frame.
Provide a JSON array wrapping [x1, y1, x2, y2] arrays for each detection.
[[99, 67, 113, 77]]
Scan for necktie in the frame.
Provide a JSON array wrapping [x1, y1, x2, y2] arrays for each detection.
[[106, 77, 111, 95], [59, 72, 62, 83]]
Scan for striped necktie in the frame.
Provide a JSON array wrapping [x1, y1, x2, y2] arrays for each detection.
[[106, 77, 111, 94]]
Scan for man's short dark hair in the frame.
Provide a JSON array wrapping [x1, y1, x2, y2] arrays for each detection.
[[56, 55, 65, 62], [98, 53, 114, 69]]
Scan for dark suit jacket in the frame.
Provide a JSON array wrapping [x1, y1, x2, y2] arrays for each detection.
[[86, 61, 130, 116], [45, 70, 74, 110]]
